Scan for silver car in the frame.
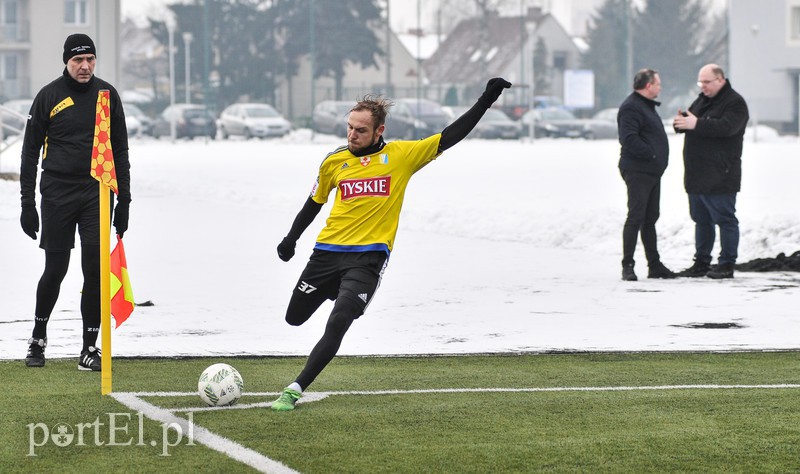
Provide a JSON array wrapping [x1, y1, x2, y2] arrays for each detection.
[[312, 100, 354, 137], [218, 103, 291, 139], [0, 99, 32, 137]]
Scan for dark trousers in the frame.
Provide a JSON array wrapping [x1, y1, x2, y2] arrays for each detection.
[[285, 250, 387, 390], [621, 170, 662, 267], [32, 246, 100, 351], [688, 193, 739, 266]]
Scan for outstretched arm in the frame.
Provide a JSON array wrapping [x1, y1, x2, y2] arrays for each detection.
[[277, 196, 323, 261], [439, 78, 512, 152]]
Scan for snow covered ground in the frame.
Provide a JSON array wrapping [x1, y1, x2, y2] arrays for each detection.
[[1, 130, 798, 359]]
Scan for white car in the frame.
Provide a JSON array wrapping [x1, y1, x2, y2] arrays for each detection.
[[125, 114, 142, 137], [218, 103, 291, 139]]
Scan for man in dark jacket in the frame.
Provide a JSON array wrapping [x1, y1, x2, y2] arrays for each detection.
[[19, 34, 131, 370], [617, 68, 676, 281], [674, 64, 748, 279]]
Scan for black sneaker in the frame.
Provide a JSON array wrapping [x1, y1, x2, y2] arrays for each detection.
[[707, 263, 735, 279], [621, 264, 637, 281], [25, 338, 47, 368], [678, 261, 711, 277], [648, 262, 678, 279], [78, 346, 102, 371]]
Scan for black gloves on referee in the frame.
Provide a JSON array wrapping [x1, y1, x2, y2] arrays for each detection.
[[21, 204, 39, 240], [113, 201, 129, 238]]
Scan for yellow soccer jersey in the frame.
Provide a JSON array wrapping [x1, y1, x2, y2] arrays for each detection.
[[312, 134, 442, 253]]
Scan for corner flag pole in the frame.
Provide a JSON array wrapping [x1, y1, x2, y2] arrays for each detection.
[[91, 89, 115, 395], [100, 180, 112, 394]]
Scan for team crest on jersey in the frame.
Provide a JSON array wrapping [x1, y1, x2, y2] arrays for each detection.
[[339, 176, 391, 200], [360, 156, 371, 166]]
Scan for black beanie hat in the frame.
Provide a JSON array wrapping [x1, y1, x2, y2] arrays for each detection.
[[63, 33, 96, 64]]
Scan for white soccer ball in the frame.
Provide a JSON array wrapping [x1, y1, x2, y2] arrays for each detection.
[[198, 363, 244, 407]]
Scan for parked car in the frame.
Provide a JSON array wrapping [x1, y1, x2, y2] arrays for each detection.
[[312, 100, 354, 137], [125, 114, 142, 137], [533, 95, 566, 109], [592, 107, 618, 123], [388, 98, 450, 140], [218, 103, 291, 139], [152, 104, 216, 139], [589, 107, 619, 139], [520, 107, 617, 140], [445, 106, 522, 139], [124, 103, 154, 136], [0, 99, 32, 137]]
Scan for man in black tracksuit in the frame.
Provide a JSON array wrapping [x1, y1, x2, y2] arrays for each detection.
[[20, 34, 131, 370], [617, 69, 676, 281], [674, 64, 748, 279]]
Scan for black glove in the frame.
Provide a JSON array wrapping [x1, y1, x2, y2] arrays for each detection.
[[277, 237, 296, 262], [21, 205, 39, 240], [113, 202, 129, 238], [478, 78, 512, 107]]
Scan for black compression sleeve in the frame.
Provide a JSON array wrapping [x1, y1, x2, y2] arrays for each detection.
[[286, 196, 324, 241], [438, 100, 489, 152]]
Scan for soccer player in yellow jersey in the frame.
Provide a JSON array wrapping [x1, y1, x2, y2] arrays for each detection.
[[271, 78, 511, 411]]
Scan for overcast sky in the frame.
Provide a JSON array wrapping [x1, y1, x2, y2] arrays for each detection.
[[120, 0, 605, 35], [121, 0, 427, 30], [121, 0, 726, 37]]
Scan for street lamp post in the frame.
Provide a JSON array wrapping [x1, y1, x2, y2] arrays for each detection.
[[167, 20, 176, 140], [183, 32, 193, 104]]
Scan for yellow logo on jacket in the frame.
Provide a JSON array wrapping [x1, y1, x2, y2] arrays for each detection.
[[49, 97, 75, 119]]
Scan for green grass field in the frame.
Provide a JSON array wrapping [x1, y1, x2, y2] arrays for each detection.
[[3, 352, 800, 473]]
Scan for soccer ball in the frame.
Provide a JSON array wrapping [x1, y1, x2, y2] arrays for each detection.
[[198, 363, 244, 407]]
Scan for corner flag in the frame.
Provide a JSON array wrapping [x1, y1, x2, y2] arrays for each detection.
[[110, 235, 134, 326]]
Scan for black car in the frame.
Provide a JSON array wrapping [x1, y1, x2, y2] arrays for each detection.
[[152, 104, 216, 139], [387, 98, 450, 140], [520, 107, 615, 139], [445, 106, 522, 139]]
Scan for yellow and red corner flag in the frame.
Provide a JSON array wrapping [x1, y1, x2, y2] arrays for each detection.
[[91, 89, 133, 394], [110, 235, 134, 326], [90, 89, 118, 193]]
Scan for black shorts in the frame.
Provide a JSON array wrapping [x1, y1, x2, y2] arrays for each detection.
[[289, 249, 388, 318], [39, 172, 113, 251]]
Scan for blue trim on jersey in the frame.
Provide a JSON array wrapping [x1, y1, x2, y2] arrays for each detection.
[[314, 242, 390, 255]]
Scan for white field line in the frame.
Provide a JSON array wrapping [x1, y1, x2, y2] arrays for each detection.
[[131, 383, 800, 399], [113, 384, 800, 472], [127, 383, 800, 413], [111, 392, 299, 474]]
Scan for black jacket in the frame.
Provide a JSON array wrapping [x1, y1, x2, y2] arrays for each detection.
[[20, 69, 131, 206], [617, 92, 669, 177], [681, 79, 748, 194]]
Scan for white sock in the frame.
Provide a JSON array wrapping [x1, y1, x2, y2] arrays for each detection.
[[288, 382, 302, 393]]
